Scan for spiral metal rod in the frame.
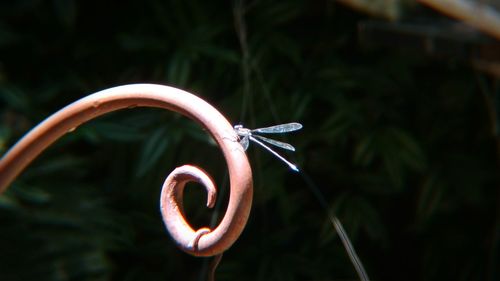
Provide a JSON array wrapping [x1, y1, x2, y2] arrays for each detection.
[[0, 84, 253, 257]]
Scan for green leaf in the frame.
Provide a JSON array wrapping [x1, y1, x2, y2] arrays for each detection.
[[0, 85, 29, 111], [353, 135, 375, 166], [25, 155, 85, 178], [91, 122, 144, 142], [0, 194, 20, 210], [416, 173, 445, 223], [135, 127, 169, 177], [166, 52, 191, 87], [13, 185, 52, 205]]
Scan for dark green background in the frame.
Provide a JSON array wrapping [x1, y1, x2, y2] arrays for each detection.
[[0, 1, 498, 280]]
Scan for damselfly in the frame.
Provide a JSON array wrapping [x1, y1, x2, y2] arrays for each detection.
[[234, 122, 302, 172]]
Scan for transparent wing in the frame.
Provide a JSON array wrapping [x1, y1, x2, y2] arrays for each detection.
[[253, 135, 295, 151], [252, 122, 302, 134], [248, 136, 299, 171], [239, 135, 250, 151]]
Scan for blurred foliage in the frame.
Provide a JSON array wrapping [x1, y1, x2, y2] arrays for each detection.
[[0, 0, 498, 281]]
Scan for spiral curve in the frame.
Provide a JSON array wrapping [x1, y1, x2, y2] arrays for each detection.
[[0, 84, 253, 257]]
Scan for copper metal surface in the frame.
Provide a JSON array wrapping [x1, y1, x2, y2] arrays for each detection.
[[0, 84, 253, 257]]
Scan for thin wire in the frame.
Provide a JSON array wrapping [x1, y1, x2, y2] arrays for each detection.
[[233, 0, 252, 123], [249, 59, 281, 122], [198, 171, 229, 281], [232, 1, 369, 280], [233, 0, 269, 246], [299, 171, 371, 281], [207, 254, 223, 281]]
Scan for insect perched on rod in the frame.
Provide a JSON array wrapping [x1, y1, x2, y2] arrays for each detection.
[[234, 122, 303, 172]]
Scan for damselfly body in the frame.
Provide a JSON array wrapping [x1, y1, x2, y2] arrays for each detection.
[[234, 122, 302, 172]]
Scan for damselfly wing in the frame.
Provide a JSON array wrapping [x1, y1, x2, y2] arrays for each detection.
[[234, 122, 302, 171]]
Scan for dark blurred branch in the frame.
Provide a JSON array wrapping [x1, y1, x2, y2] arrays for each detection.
[[359, 20, 500, 77], [419, 0, 500, 40], [233, 0, 253, 122]]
